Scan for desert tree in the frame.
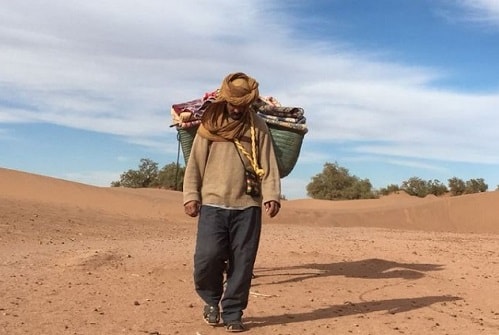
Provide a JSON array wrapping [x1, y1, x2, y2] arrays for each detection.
[[427, 179, 448, 196], [401, 177, 447, 197], [448, 177, 487, 196], [378, 184, 401, 196], [464, 178, 487, 194], [158, 162, 185, 190], [306, 162, 377, 200], [401, 177, 428, 197], [448, 177, 466, 196], [112, 158, 185, 190], [111, 158, 159, 188]]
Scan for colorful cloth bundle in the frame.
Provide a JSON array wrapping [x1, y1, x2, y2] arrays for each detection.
[[170, 90, 217, 129], [171, 92, 308, 135], [251, 98, 308, 135]]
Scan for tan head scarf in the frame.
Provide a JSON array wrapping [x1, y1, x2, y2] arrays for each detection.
[[198, 72, 259, 141], [216, 72, 259, 106]]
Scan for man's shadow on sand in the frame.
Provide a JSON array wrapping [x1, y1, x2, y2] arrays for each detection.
[[253, 258, 445, 284], [247, 258, 461, 328], [245, 295, 461, 328]]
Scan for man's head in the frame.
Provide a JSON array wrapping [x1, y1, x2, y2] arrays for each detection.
[[217, 72, 259, 120], [199, 72, 260, 140]]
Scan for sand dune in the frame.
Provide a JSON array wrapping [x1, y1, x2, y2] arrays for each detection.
[[1, 167, 498, 334], [2, 167, 498, 233]]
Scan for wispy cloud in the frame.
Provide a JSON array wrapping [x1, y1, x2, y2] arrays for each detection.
[[457, 0, 499, 25], [437, 0, 499, 28], [383, 159, 450, 173]]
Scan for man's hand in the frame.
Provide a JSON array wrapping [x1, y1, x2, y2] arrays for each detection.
[[184, 200, 200, 217], [264, 201, 280, 218]]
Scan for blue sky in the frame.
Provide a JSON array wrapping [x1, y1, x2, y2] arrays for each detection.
[[2, 0, 499, 199]]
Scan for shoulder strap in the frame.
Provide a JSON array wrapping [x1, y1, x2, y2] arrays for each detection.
[[233, 141, 248, 169]]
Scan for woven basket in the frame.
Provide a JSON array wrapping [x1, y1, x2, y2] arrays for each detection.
[[177, 127, 198, 165], [177, 124, 305, 178], [267, 124, 304, 178]]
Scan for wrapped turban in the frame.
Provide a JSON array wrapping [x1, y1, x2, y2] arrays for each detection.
[[216, 72, 259, 106]]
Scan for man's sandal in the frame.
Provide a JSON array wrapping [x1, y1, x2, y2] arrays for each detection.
[[203, 305, 220, 326], [225, 320, 245, 332]]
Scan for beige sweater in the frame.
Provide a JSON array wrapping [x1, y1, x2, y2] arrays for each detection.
[[183, 115, 281, 208]]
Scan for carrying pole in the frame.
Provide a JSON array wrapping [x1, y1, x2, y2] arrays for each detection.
[[175, 131, 181, 191]]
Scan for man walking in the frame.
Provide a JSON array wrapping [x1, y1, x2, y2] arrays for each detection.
[[183, 72, 281, 332]]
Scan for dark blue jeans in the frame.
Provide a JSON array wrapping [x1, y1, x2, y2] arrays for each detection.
[[194, 205, 262, 322]]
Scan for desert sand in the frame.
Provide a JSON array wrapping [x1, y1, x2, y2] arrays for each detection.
[[0, 167, 498, 335]]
